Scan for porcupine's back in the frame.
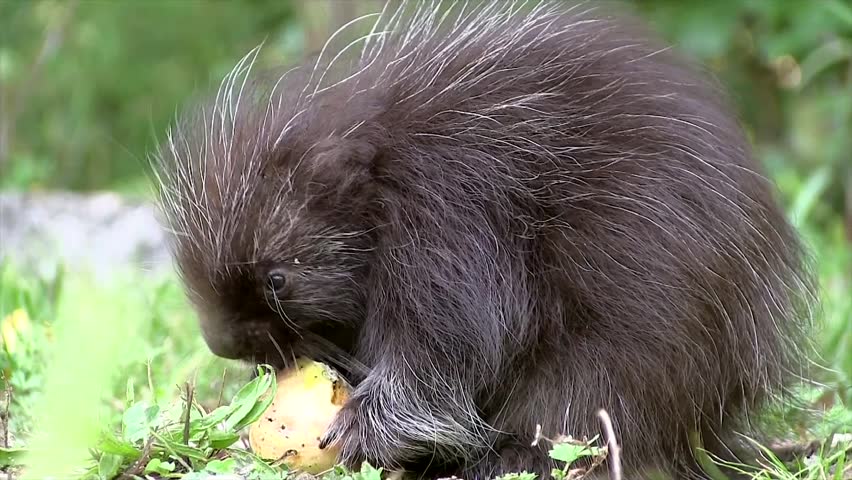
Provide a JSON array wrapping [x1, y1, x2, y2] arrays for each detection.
[[342, 0, 816, 437], [153, 1, 817, 477]]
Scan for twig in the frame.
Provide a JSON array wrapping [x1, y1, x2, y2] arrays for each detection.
[[146, 359, 154, 395], [530, 423, 544, 446], [1, 373, 12, 480], [182, 382, 194, 446], [118, 436, 155, 479], [149, 430, 193, 472], [597, 409, 622, 480], [2, 373, 11, 450]]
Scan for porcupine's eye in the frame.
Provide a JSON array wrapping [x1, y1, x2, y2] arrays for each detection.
[[266, 270, 288, 297]]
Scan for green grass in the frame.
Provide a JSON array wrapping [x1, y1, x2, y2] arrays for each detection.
[[0, 165, 850, 479]]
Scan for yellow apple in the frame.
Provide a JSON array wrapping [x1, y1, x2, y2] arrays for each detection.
[[249, 359, 350, 474]]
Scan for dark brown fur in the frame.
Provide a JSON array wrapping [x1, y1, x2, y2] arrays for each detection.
[[152, 2, 816, 479]]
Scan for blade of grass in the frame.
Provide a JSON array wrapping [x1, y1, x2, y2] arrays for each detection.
[[20, 273, 146, 479]]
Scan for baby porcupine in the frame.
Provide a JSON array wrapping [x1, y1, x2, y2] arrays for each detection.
[[151, 1, 816, 478]]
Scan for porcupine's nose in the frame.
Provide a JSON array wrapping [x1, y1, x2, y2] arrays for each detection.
[[200, 323, 244, 359], [197, 312, 254, 360]]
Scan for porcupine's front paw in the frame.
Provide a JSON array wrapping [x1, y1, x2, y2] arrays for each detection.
[[318, 388, 412, 470]]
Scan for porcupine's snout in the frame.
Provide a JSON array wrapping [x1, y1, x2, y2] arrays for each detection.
[[188, 269, 303, 367], [198, 312, 245, 359]]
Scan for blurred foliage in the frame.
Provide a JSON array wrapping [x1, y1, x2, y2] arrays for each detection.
[[633, 0, 852, 233], [0, 0, 299, 192], [1, 0, 850, 212]]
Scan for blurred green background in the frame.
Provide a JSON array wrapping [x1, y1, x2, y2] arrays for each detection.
[[0, 0, 850, 446], [0, 0, 850, 228]]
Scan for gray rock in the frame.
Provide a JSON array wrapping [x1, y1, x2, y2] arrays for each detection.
[[0, 190, 175, 278]]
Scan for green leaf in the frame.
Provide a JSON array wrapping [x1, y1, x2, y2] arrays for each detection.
[[205, 458, 238, 474], [143, 458, 176, 475], [831, 447, 847, 480], [151, 430, 209, 462], [824, 0, 852, 26], [194, 366, 275, 434], [548, 440, 601, 466], [789, 164, 832, 228], [230, 386, 276, 432], [195, 404, 233, 431], [352, 461, 383, 480], [98, 453, 124, 480], [181, 473, 210, 480], [248, 470, 287, 480], [122, 401, 160, 444], [125, 377, 135, 407], [96, 431, 142, 459], [222, 380, 265, 431], [229, 448, 289, 478], [0, 447, 27, 466], [209, 429, 241, 449], [496, 472, 538, 480], [222, 366, 276, 432]]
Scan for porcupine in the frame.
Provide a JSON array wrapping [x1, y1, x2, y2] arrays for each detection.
[[150, 1, 817, 478]]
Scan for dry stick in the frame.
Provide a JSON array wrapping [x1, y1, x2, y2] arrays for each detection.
[[150, 429, 193, 473], [2, 374, 12, 480], [182, 382, 194, 446], [147, 359, 155, 396], [119, 437, 155, 480], [530, 423, 544, 446], [2, 373, 11, 450], [597, 409, 622, 480], [170, 382, 196, 474]]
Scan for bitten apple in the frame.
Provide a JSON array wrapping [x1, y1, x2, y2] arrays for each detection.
[[249, 359, 350, 474]]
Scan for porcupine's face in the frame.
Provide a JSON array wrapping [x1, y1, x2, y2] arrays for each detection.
[[155, 116, 378, 370], [190, 200, 373, 370]]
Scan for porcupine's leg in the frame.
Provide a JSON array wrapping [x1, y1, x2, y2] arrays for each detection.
[[318, 216, 509, 472]]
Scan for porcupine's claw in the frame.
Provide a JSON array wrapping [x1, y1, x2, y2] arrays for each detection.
[[320, 390, 393, 469]]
